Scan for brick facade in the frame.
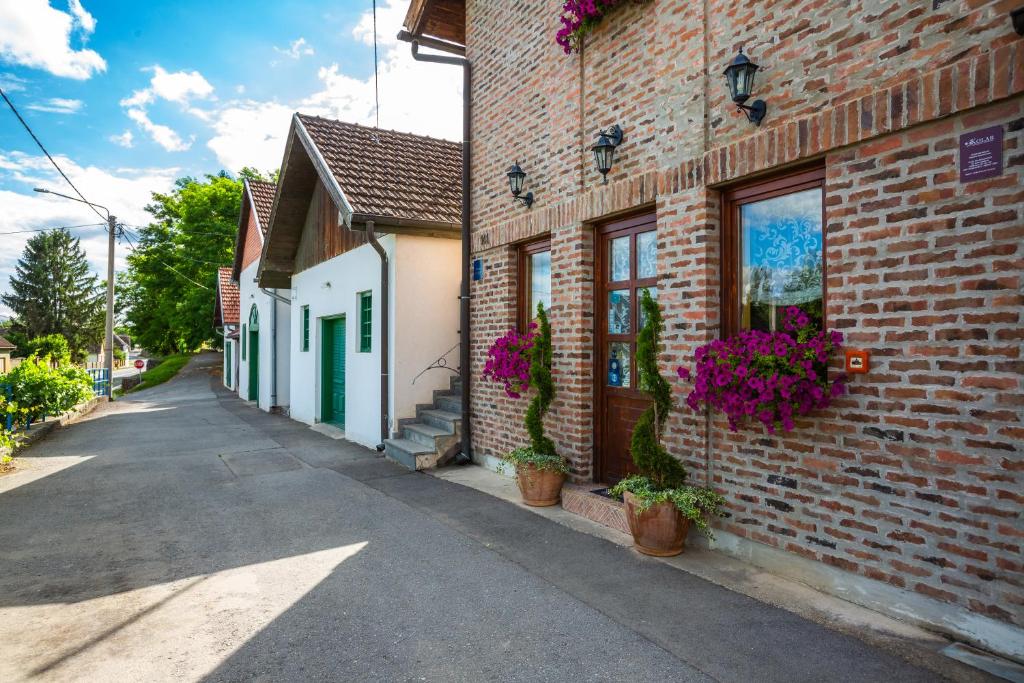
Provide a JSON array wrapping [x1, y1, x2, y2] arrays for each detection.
[[453, 1, 1023, 629]]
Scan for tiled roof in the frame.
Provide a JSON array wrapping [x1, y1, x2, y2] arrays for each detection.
[[0, 335, 14, 350], [217, 267, 240, 325], [296, 114, 462, 226], [247, 180, 277, 234]]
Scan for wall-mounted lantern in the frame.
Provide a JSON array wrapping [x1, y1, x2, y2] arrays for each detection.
[[591, 125, 623, 184], [1012, 7, 1024, 35], [724, 47, 767, 126], [506, 161, 534, 209]]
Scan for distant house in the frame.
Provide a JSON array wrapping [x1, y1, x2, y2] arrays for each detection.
[[214, 267, 240, 390], [0, 335, 15, 374], [232, 179, 290, 412], [257, 114, 461, 455]]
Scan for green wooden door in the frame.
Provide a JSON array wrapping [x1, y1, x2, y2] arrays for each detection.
[[321, 318, 346, 428], [248, 331, 259, 401], [225, 343, 232, 387]]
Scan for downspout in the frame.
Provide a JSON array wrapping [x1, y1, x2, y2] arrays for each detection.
[[260, 287, 291, 410], [400, 31, 472, 466], [366, 220, 390, 449]]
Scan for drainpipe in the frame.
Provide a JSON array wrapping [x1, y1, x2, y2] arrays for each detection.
[[260, 287, 290, 410], [399, 31, 472, 466], [366, 220, 390, 449]]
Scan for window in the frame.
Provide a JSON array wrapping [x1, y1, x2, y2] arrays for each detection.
[[518, 238, 551, 329], [722, 166, 825, 337], [301, 306, 310, 352], [241, 325, 246, 359], [358, 291, 372, 353]]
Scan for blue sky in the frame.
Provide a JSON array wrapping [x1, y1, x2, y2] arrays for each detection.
[[0, 0, 461, 317]]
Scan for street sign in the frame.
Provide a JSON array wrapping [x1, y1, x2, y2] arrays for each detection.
[[134, 359, 145, 370]]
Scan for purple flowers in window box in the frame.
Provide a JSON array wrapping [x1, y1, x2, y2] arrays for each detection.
[[677, 307, 847, 434], [482, 323, 537, 399], [556, 0, 646, 55]]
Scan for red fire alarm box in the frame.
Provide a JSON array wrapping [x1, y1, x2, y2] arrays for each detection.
[[845, 349, 870, 374]]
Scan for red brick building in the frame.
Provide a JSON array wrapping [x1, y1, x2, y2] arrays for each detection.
[[402, 0, 1023, 658]]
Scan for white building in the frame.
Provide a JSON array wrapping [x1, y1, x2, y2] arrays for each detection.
[[258, 114, 461, 456], [232, 179, 291, 412], [214, 267, 240, 390]]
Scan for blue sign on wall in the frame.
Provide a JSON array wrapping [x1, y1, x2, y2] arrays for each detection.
[[472, 258, 484, 281]]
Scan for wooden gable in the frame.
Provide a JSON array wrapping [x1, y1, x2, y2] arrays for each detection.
[[294, 178, 368, 275]]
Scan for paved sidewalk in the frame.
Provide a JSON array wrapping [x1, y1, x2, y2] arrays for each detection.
[[0, 354, 990, 681]]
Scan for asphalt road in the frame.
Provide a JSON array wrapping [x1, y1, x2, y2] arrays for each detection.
[[0, 353, 964, 682]]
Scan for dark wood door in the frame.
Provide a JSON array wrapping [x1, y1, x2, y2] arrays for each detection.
[[596, 213, 658, 484]]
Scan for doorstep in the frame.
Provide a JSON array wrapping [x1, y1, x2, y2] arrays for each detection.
[[431, 464, 1021, 682]]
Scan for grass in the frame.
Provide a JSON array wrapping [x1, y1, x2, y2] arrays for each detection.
[[123, 353, 192, 394]]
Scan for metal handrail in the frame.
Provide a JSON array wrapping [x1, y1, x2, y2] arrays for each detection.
[[411, 343, 461, 385]]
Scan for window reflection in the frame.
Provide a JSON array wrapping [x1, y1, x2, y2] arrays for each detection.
[[740, 187, 823, 331], [529, 250, 551, 315], [610, 236, 630, 281]]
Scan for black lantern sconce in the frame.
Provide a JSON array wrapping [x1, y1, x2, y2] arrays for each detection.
[[724, 47, 767, 126], [591, 124, 624, 184], [506, 161, 534, 209], [1012, 7, 1024, 35]]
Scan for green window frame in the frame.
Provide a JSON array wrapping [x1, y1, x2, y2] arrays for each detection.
[[241, 324, 246, 359], [301, 306, 310, 352], [358, 291, 372, 353]]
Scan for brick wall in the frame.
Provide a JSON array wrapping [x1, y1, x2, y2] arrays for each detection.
[[241, 203, 263, 273], [464, 0, 1024, 628]]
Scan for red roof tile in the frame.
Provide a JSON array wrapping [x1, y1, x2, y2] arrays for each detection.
[[217, 267, 240, 325], [247, 180, 277, 234], [0, 335, 14, 350], [296, 114, 462, 226]]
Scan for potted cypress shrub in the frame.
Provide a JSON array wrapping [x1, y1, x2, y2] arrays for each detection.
[[610, 290, 724, 556], [483, 303, 568, 506]]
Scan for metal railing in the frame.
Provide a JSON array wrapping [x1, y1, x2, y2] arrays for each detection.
[[411, 343, 461, 385], [86, 368, 110, 397]]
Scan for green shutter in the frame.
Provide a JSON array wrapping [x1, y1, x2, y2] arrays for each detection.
[[359, 292, 372, 353], [301, 306, 310, 352], [241, 325, 246, 359]]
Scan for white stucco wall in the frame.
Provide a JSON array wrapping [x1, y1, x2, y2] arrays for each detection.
[[392, 235, 461, 421], [289, 236, 395, 449], [237, 261, 291, 412], [222, 335, 238, 390]]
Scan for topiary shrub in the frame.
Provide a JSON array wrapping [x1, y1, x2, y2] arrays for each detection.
[[525, 301, 556, 456]]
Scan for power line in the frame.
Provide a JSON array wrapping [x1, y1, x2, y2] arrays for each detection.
[[372, 0, 380, 133], [0, 88, 107, 221], [0, 223, 107, 236], [120, 228, 228, 267], [120, 231, 211, 290]]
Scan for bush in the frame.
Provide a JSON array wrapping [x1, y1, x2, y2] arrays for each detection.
[[1, 355, 92, 421], [610, 289, 724, 535], [525, 302, 556, 456], [22, 334, 71, 365], [113, 348, 126, 362]]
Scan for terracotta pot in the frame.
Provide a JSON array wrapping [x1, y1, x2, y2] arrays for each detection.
[[516, 463, 566, 507], [623, 491, 691, 557]]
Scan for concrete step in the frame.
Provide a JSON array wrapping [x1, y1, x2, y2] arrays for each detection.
[[384, 437, 439, 470], [419, 408, 461, 432], [436, 395, 461, 414], [403, 421, 452, 448]]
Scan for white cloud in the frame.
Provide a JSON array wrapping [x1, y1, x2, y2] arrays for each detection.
[[273, 37, 314, 60], [0, 0, 105, 79], [0, 150, 179, 314], [0, 72, 27, 91], [26, 97, 83, 114], [120, 66, 213, 151], [109, 130, 134, 148], [126, 109, 193, 152], [204, 0, 461, 173]]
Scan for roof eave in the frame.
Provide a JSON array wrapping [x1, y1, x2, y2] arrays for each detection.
[[350, 213, 460, 238]]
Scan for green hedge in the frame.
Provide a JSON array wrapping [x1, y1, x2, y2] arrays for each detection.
[[1, 355, 93, 422]]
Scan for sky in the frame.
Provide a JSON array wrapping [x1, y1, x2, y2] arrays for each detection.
[[0, 0, 462, 317]]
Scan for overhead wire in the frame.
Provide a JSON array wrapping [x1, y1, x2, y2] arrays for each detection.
[[0, 223, 107, 236], [0, 87, 107, 221], [119, 230, 211, 290]]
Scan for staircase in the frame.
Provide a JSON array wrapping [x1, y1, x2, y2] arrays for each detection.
[[384, 375, 462, 470]]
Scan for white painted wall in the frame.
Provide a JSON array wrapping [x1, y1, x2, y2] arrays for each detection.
[[237, 261, 291, 412], [289, 237, 394, 449], [222, 335, 238, 390], [392, 235, 461, 421]]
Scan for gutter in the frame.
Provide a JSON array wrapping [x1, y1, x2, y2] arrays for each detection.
[[366, 220, 390, 449], [398, 30, 472, 466], [260, 287, 290, 410]]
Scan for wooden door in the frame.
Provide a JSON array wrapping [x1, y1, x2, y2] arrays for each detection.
[[321, 317, 346, 428], [595, 213, 658, 484], [248, 332, 259, 401]]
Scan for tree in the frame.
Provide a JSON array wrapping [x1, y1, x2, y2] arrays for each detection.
[[23, 334, 71, 365], [1, 229, 104, 361], [630, 289, 687, 490], [121, 171, 272, 354]]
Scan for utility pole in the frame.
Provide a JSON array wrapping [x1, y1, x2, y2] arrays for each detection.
[[105, 213, 116, 400], [33, 187, 117, 400]]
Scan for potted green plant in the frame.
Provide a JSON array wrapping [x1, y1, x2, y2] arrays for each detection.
[[483, 303, 568, 506], [610, 290, 724, 556]]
